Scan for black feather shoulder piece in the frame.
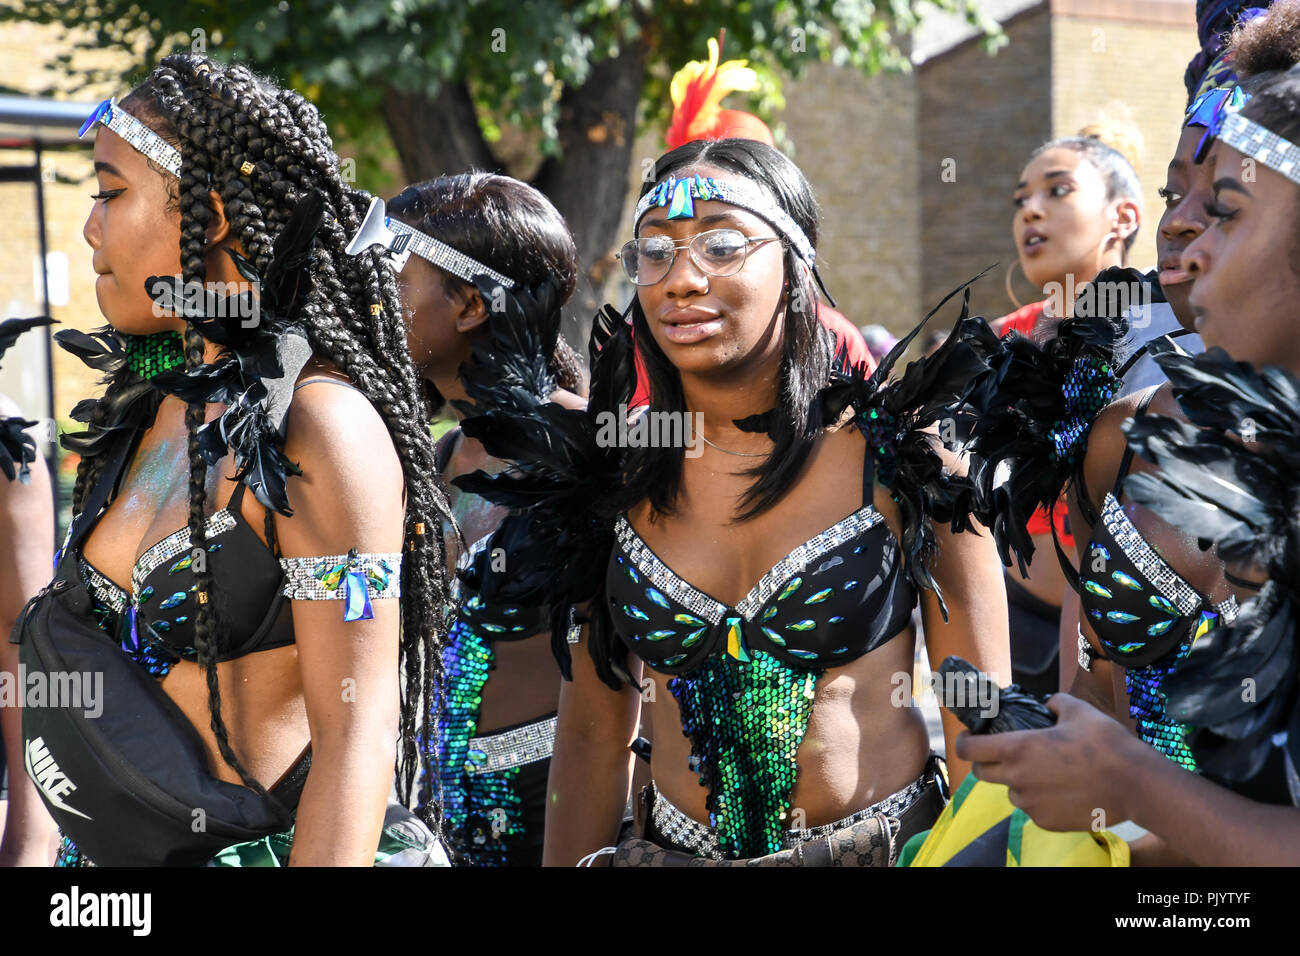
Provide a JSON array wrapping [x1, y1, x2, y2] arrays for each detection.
[[452, 281, 634, 686], [1122, 342, 1300, 786], [148, 190, 325, 516], [803, 271, 1000, 617], [54, 327, 167, 458], [964, 265, 1140, 576], [0, 316, 55, 483]]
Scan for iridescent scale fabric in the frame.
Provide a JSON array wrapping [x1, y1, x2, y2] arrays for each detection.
[[428, 619, 527, 866], [421, 533, 548, 865], [1123, 612, 1220, 772], [669, 651, 820, 858]]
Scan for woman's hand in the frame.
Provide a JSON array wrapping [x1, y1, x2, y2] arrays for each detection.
[[960, 693, 1300, 865], [956, 693, 1141, 831]]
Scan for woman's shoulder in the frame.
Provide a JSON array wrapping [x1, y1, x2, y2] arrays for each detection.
[[1080, 385, 1160, 504], [282, 371, 403, 509]]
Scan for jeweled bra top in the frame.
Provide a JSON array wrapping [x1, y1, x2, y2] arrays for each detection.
[[605, 436, 917, 672], [1076, 391, 1237, 669], [452, 530, 547, 640], [72, 380, 402, 673]]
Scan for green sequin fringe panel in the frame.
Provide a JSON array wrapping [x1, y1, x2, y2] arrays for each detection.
[[1124, 610, 1220, 773], [668, 650, 821, 859]]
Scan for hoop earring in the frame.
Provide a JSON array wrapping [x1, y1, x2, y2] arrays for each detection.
[[1004, 259, 1025, 311], [1096, 230, 1121, 272]]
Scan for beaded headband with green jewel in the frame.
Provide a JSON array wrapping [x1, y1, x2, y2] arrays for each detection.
[[634, 173, 836, 305]]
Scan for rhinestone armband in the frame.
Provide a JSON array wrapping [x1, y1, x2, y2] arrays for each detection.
[[281, 549, 403, 622]]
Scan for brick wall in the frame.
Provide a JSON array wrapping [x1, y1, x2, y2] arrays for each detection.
[[783, 58, 920, 334], [919, 5, 1053, 323], [1051, 13, 1200, 276]]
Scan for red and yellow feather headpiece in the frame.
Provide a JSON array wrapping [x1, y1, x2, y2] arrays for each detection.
[[665, 32, 774, 150]]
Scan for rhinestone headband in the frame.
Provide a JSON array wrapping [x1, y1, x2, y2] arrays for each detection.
[[635, 174, 815, 265], [1218, 111, 1300, 187], [346, 196, 515, 289], [78, 98, 181, 177]]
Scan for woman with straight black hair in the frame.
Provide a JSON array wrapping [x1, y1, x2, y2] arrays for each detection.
[[454, 136, 1011, 866]]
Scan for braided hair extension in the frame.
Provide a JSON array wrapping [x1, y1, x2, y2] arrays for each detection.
[[72, 53, 454, 828]]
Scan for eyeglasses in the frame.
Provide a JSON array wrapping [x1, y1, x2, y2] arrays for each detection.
[[615, 228, 781, 286]]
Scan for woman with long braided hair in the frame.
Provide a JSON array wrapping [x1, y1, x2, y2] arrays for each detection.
[[47, 53, 451, 866]]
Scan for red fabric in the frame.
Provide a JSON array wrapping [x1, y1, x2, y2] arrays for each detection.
[[998, 299, 1046, 338], [996, 300, 1073, 548], [819, 305, 875, 374], [627, 304, 874, 409]]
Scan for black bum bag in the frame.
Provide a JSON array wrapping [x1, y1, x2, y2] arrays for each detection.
[[9, 436, 296, 866]]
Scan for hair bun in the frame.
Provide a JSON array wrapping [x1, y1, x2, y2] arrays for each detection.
[[1077, 104, 1144, 170], [1230, 1, 1300, 80]]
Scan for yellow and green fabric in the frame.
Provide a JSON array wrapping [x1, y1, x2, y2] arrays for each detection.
[[897, 773, 1129, 867]]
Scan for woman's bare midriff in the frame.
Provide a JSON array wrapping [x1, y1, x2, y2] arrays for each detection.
[[477, 630, 562, 731], [162, 648, 310, 789]]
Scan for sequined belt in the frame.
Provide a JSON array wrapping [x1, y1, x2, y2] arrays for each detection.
[[465, 715, 557, 776], [648, 769, 932, 862]]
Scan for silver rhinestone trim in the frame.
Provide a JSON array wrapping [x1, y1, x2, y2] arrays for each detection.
[[566, 605, 582, 645], [1100, 493, 1202, 616], [466, 715, 557, 775], [614, 516, 727, 625], [1215, 595, 1239, 625], [79, 556, 128, 614], [81, 98, 182, 177], [1220, 112, 1300, 189], [280, 552, 403, 601], [649, 770, 928, 860], [735, 506, 885, 619], [130, 510, 238, 595], [388, 217, 515, 289], [1077, 627, 1095, 672]]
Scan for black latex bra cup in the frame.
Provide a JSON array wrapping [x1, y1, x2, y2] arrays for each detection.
[[75, 468, 292, 669], [453, 530, 547, 640]]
